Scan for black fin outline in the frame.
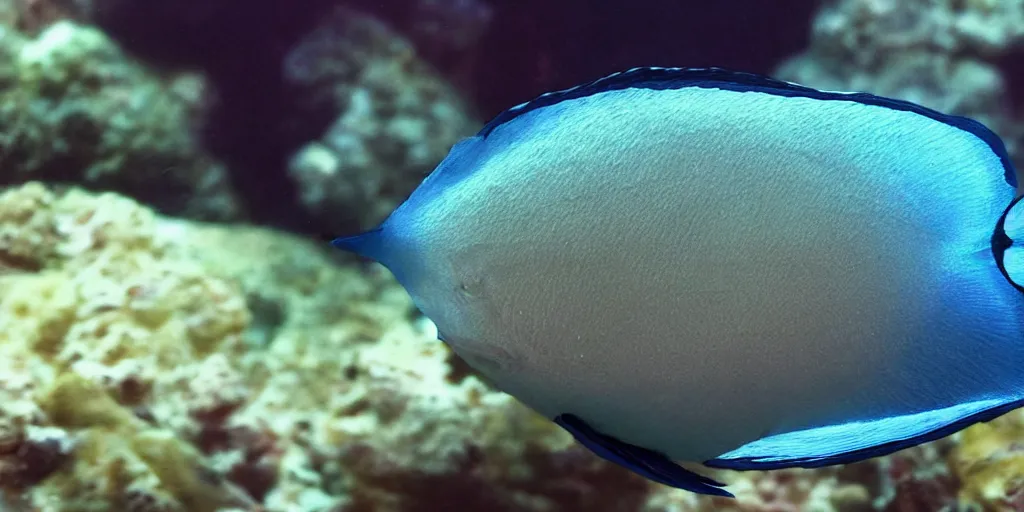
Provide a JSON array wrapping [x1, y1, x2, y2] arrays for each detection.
[[554, 413, 733, 497], [478, 66, 1017, 188], [992, 194, 1024, 294]]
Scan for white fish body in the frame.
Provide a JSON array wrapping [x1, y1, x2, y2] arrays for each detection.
[[333, 68, 1024, 496]]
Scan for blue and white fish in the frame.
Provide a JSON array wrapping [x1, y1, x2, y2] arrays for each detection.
[[332, 67, 1024, 497]]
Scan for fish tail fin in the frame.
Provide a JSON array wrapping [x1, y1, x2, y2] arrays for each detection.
[[993, 194, 1024, 293], [331, 227, 386, 261]]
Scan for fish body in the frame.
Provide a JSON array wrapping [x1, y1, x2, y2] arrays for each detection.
[[333, 68, 1024, 496]]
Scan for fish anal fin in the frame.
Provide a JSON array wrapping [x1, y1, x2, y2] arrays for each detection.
[[705, 397, 1023, 471], [554, 413, 733, 497]]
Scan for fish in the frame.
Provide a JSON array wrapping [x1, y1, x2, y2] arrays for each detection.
[[331, 67, 1024, 497]]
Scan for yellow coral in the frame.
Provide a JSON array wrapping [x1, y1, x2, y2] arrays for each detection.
[[953, 411, 1024, 509], [0, 182, 57, 268], [0, 183, 253, 509], [41, 372, 138, 429]]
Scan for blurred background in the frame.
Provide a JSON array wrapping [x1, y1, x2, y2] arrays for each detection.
[[0, 0, 1022, 510]]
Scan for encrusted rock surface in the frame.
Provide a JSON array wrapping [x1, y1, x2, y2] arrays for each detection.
[[777, 0, 1024, 164], [0, 20, 242, 221], [284, 9, 480, 233]]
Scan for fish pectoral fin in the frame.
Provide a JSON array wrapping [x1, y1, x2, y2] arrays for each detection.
[[553, 413, 733, 497], [705, 396, 1024, 471], [993, 194, 1024, 293]]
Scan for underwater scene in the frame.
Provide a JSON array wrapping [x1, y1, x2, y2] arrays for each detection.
[[2, 0, 1024, 510]]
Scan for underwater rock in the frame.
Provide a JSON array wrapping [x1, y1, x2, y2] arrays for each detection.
[[284, 8, 480, 234], [952, 412, 1024, 508], [79, 0, 341, 235], [642, 466, 873, 512], [868, 441, 960, 512], [0, 0, 87, 34], [354, 0, 494, 58], [0, 393, 71, 491], [0, 19, 243, 222], [78, 1, 479, 236], [344, 0, 494, 85], [776, 0, 1024, 164], [0, 182, 255, 510]]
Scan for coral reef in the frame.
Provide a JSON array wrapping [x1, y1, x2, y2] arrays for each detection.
[[642, 466, 874, 512], [284, 8, 480, 233], [345, 0, 494, 85], [0, 19, 242, 221], [78, 1, 479, 235], [777, 0, 1024, 162], [952, 413, 1024, 509], [0, 182, 255, 510], [0, 0, 86, 34]]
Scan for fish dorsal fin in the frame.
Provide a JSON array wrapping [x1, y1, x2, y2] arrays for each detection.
[[478, 66, 1017, 187], [993, 194, 1024, 293]]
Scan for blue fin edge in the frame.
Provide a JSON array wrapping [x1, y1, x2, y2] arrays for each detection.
[[554, 413, 733, 497], [478, 66, 1017, 188], [704, 396, 1024, 471]]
